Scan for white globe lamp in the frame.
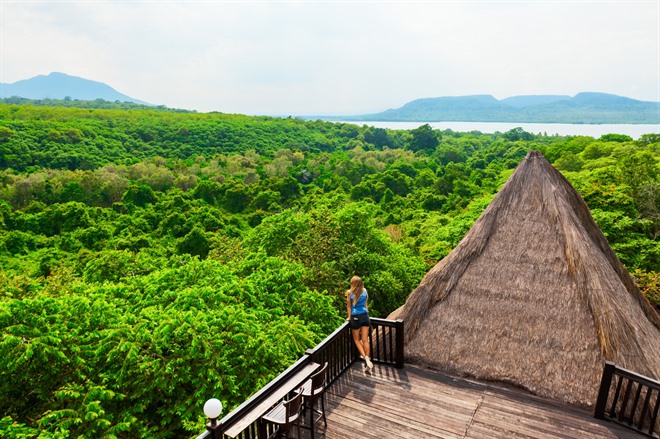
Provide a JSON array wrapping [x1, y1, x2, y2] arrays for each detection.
[[204, 398, 223, 427]]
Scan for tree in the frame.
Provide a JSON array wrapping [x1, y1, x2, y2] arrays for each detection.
[[59, 181, 85, 203], [193, 179, 222, 205], [599, 133, 632, 143], [222, 182, 251, 213], [176, 226, 210, 259], [503, 127, 534, 141], [407, 124, 439, 152], [555, 152, 584, 172], [122, 184, 157, 207]]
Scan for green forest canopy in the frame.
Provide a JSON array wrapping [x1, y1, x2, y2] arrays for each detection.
[[0, 101, 658, 438]]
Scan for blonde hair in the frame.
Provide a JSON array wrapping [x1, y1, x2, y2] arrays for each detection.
[[349, 276, 364, 306]]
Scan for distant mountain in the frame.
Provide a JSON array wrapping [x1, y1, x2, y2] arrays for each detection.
[[337, 92, 660, 124], [0, 72, 150, 105], [500, 95, 571, 108]]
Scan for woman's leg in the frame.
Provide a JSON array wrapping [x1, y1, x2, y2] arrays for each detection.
[[352, 329, 366, 357], [359, 325, 373, 371], [359, 326, 370, 359]]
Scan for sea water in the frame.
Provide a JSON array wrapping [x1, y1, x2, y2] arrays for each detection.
[[331, 121, 660, 139]]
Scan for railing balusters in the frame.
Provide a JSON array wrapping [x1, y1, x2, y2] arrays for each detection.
[[387, 329, 396, 362], [386, 325, 389, 361], [357, 317, 403, 367], [368, 323, 373, 361], [382, 325, 387, 362], [381, 325, 386, 362], [630, 381, 643, 425], [329, 333, 334, 378], [388, 325, 392, 362], [375, 324, 381, 362], [594, 362, 660, 438], [619, 378, 634, 422], [610, 374, 624, 418], [638, 386, 653, 431], [649, 389, 660, 436], [339, 327, 344, 370]]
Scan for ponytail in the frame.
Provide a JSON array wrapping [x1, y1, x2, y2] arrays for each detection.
[[349, 276, 364, 306]]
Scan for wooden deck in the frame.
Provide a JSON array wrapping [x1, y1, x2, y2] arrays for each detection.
[[301, 362, 644, 439]]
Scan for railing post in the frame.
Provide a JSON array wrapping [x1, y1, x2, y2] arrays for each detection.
[[305, 348, 317, 364], [206, 421, 223, 439], [595, 361, 616, 419], [395, 319, 404, 369]]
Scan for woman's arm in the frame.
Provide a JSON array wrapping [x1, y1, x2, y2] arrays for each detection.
[[346, 291, 351, 320]]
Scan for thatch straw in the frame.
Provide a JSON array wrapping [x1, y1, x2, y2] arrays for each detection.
[[389, 151, 660, 407]]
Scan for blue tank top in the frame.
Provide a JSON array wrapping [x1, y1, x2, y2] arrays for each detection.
[[350, 289, 368, 315]]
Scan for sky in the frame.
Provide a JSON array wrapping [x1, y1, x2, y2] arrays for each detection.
[[1, 0, 659, 116]]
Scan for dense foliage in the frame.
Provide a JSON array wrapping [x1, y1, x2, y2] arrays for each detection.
[[0, 102, 658, 438]]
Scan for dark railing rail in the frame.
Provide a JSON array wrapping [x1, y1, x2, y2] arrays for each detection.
[[594, 361, 660, 438], [197, 318, 404, 439]]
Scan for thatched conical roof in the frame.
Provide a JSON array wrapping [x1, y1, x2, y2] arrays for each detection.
[[389, 150, 660, 406]]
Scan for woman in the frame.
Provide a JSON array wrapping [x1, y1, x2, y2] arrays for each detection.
[[346, 275, 373, 372]]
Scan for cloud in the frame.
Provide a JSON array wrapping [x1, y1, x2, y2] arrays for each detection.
[[1, 0, 658, 114]]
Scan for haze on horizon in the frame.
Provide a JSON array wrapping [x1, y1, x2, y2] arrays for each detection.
[[1, 0, 658, 116]]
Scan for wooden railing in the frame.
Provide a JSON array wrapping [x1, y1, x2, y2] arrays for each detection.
[[367, 317, 405, 368], [594, 361, 660, 438], [197, 318, 404, 439]]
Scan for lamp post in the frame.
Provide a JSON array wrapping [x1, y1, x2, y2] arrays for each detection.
[[204, 398, 223, 438]]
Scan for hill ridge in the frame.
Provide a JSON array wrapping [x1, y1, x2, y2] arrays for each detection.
[[0, 72, 150, 105], [336, 92, 660, 124]]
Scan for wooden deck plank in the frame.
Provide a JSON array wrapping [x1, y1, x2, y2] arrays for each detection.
[[465, 421, 539, 439], [478, 389, 645, 439], [329, 390, 464, 438], [328, 365, 480, 438], [312, 362, 644, 439], [477, 397, 613, 438], [472, 409, 599, 439], [342, 371, 477, 423]]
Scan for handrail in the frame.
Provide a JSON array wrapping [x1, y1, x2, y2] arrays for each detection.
[[594, 361, 660, 438], [198, 318, 404, 439]]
